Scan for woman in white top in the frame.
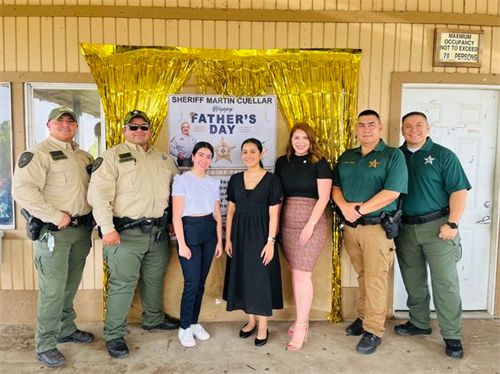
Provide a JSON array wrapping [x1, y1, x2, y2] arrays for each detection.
[[172, 141, 223, 348]]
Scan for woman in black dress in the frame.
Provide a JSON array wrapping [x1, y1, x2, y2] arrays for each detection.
[[223, 138, 283, 347]]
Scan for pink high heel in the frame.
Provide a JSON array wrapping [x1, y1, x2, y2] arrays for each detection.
[[286, 322, 308, 351]]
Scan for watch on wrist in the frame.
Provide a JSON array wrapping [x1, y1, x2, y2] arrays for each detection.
[[446, 221, 459, 229], [267, 236, 276, 243]]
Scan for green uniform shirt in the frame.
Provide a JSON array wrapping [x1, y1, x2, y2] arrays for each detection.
[[333, 140, 408, 217], [400, 137, 471, 216]]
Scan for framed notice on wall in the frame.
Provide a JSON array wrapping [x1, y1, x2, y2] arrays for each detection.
[[433, 28, 483, 68]]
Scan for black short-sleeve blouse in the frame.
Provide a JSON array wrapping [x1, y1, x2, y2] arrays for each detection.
[[275, 155, 332, 199]]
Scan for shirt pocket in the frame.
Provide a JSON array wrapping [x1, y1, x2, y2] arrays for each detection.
[[117, 161, 136, 195], [47, 160, 73, 186]]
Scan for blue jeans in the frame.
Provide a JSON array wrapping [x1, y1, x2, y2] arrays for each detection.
[[178, 214, 217, 329]]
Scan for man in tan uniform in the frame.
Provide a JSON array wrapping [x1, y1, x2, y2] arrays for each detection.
[[88, 110, 179, 359], [13, 107, 95, 368]]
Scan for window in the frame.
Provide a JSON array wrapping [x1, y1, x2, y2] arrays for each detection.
[[25, 83, 105, 157], [0, 83, 14, 229]]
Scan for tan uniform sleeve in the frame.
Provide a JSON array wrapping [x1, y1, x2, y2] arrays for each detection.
[[12, 151, 65, 225], [87, 151, 118, 235]]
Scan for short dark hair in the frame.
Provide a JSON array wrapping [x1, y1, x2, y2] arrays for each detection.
[[402, 111, 427, 123], [241, 138, 264, 168], [358, 109, 380, 120], [191, 141, 214, 165]]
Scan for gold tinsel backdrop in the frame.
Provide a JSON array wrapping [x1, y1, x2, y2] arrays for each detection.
[[81, 44, 361, 322]]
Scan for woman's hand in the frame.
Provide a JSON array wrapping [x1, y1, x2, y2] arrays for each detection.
[[178, 244, 192, 260], [299, 224, 314, 245], [225, 240, 233, 258], [261, 241, 274, 266], [214, 241, 223, 258]]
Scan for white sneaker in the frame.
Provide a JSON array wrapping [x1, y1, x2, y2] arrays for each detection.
[[191, 324, 210, 341], [178, 327, 196, 347]]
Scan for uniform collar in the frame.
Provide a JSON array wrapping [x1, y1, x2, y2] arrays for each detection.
[[401, 137, 434, 152], [48, 135, 79, 151], [124, 139, 153, 153], [355, 139, 386, 154]]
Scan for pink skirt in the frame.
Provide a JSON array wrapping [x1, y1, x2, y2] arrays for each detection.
[[280, 197, 327, 272]]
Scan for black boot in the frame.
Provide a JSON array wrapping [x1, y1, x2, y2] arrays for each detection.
[[35, 349, 66, 368], [356, 332, 382, 354], [106, 337, 129, 359], [57, 329, 95, 343], [394, 321, 432, 336], [444, 339, 464, 359], [142, 314, 180, 331], [346, 318, 364, 336]]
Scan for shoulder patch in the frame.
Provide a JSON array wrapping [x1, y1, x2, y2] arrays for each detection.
[[118, 152, 135, 163], [18, 152, 34, 168], [50, 150, 68, 161], [92, 157, 103, 173]]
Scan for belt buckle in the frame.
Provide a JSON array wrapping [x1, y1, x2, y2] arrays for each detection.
[[70, 218, 79, 227]]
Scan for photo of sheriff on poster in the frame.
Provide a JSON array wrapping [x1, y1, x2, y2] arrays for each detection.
[[167, 94, 277, 219]]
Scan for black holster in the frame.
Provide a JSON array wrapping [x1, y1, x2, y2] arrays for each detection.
[[380, 210, 403, 239], [21, 208, 44, 241]]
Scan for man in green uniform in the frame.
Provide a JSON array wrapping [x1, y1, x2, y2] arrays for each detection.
[[332, 109, 408, 354], [394, 111, 471, 359], [88, 110, 179, 359], [12, 107, 95, 368]]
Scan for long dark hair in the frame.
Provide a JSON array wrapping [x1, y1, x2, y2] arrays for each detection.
[[241, 138, 264, 168], [190, 141, 214, 167]]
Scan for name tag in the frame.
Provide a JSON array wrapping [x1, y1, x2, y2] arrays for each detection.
[[50, 151, 68, 161], [118, 153, 135, 163]]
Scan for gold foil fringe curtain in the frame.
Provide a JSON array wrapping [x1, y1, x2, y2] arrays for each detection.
[[81, 44, 360, 322]]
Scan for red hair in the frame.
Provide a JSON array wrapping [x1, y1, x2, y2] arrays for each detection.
[[285, 123, 323, 163]]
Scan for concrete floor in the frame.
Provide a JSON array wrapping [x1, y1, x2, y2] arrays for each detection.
[[0, 319, 499, 374]]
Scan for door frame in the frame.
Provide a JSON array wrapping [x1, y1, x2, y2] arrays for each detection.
[[389, 72, 500, 316]]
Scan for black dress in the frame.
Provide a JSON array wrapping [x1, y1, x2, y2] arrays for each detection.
[[223, 171, 284, 316]]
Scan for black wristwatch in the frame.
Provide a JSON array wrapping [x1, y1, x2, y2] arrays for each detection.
[[446, 221, 459, 229]]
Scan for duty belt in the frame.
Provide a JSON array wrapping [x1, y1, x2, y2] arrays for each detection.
[[402, 207, 450, 225], [47, 212, 93, 231], [113, 216, 163, 228], [344, 216, 382, 228]]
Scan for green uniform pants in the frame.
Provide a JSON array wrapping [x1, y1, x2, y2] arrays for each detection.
[[34, 224, 92, 353], [103, 226, 169, 341], [395, 217, 463, 340]]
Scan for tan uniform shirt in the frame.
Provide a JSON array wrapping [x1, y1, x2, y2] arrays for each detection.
[[12, 135, 94, 225], [88, 140, 178, 235]]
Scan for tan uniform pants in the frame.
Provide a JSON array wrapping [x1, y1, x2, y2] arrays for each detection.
[[344, 224, 395, 337]]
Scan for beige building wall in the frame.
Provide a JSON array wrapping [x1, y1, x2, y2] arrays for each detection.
[[1, 0, 499, 322]]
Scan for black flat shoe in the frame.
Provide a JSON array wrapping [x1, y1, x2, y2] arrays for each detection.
[[254, 329, 269, 347], [239, 323, 257, 338]]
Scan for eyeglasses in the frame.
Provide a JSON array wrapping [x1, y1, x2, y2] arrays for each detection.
[[126, 123, 150, 131]]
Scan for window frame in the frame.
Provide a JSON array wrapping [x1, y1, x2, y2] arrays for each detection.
[[24, 82, 106, 152]]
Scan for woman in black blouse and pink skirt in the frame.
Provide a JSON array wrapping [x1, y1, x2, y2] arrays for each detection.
[[275, 123, 333, 351]]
